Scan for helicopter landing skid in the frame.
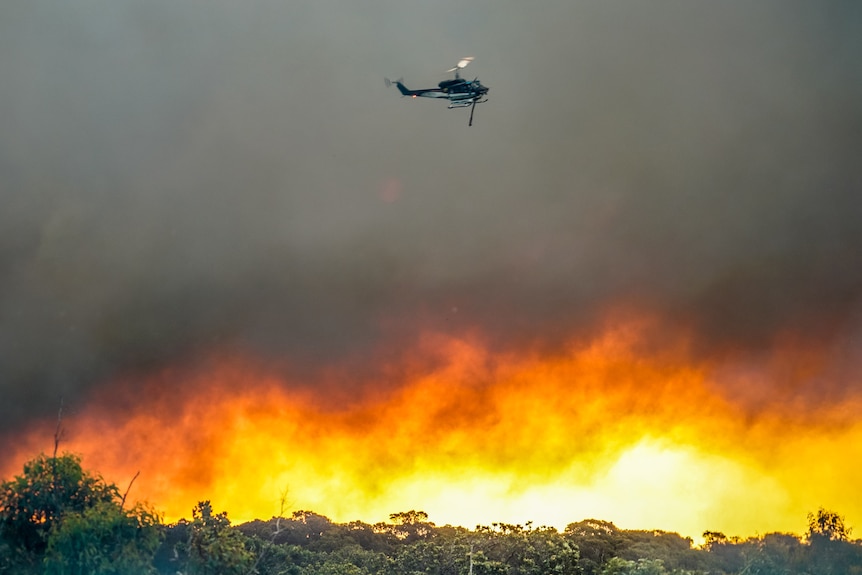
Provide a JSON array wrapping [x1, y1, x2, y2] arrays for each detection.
[[447, 99, 488, 109]]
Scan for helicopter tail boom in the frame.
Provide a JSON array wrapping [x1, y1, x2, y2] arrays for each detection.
[[394, 81, 414, 96], [385, 79, 418, 96]]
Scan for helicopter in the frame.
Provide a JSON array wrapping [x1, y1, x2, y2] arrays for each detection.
[[386, 58, 489, 126]]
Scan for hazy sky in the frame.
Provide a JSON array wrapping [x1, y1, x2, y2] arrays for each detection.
[[2, 0, 862, 452]]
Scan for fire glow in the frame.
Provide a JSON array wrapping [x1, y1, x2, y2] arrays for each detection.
[[6, 319, 862, 540]]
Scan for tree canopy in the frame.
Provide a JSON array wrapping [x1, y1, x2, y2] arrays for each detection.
[[2, 450, 862, 574], [0, 452, 162, 574]]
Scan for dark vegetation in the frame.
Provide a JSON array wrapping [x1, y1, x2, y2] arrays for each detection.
[[2, 450, 862, 574]]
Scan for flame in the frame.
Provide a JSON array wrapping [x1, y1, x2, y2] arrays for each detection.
[[5, 317, 862, 540]]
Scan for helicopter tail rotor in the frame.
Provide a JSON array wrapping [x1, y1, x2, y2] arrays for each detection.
[[385, 77, 406, 95]]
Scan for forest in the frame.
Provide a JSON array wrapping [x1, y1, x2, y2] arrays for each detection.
[[2, 451, 861, 575]]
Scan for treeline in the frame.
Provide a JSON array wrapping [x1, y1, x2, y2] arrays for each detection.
[[3, 451, 862, 574]]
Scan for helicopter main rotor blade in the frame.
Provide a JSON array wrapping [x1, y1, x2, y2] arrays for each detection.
[[447, 57, 474, 72]]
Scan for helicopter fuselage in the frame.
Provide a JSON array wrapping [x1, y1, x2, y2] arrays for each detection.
[[393, 78, 489, 103]]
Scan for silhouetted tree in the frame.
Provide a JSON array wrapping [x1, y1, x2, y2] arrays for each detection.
[[0, 452, 156, 574], [598, 557, 668, 575], [803, 508, 862, 575], [475, 522, 581, 575], [43, 499, 162, 575], [615, 529, 700, 572], [807, 507, 851, 542], [384, 510, 435, 543], [699, 530, 744, 574], [565, 520, 623, 575], [184, 500, 253, 575]]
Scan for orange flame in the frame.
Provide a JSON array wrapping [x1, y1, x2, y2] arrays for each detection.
[[6, 317, 862, 540]]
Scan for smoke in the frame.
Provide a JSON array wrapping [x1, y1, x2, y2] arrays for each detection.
[[2, 1, 862, 433]]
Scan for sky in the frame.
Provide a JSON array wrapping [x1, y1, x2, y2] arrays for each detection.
[[2, 1, 862, 540]]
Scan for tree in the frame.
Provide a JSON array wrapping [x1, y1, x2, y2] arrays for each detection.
[[699, 530, 744, 574], [43, 499, 162, 575], [0, 452, 125, 573], [807, 507, 851, 542], [184, 500, 254, 575], [292, 510, 336, 546], [804, 508, 862, 575], [598, 558, 667, 575], [389, 538, 469, 575], [700, 531, 728, 550], [475, 522, 581, 575], [385, 510, 434, 543], [565, 520, 623, 575], [342, 520, 392, 552], [615, 530, 699, 572]]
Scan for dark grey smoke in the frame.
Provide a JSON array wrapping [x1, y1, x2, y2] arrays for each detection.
[[2, 1, 861, 431]]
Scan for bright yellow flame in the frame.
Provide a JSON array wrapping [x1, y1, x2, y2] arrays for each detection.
[[6, 320, 862, 539]]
